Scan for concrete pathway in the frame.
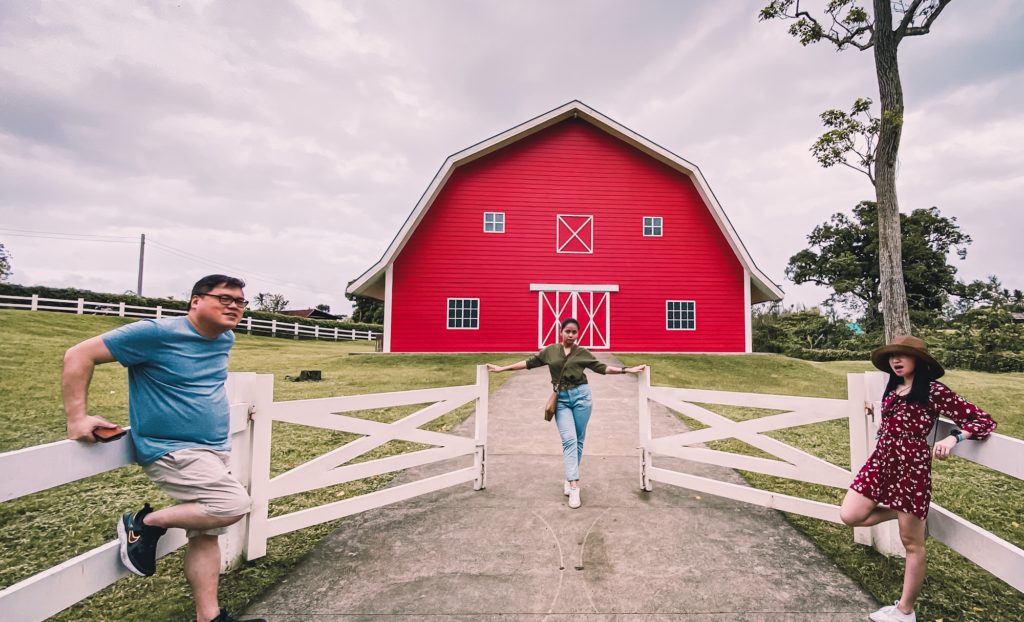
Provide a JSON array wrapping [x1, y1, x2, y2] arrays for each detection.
[[245, 354, 877, 621]]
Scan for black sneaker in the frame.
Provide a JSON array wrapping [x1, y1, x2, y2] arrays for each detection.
[[117, 503, 166, 576], [205, 609, 267, 622]]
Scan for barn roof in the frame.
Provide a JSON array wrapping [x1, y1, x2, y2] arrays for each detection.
[[347, 101, 784, 304]]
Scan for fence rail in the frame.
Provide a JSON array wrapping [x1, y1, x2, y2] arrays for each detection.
[[638, 369, 1024, 593], [0, 294, 381, 342], [0, 370, 488, 622]]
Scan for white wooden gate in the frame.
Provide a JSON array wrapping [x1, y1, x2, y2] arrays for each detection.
[[245, 366, 489, 559], [637, 368, 1024, 592]]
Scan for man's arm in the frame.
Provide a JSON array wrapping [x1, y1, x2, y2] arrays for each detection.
[[62, 336, 119, 442]]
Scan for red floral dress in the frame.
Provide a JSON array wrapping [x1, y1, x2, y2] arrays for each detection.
[[849, 381, 997, 519]]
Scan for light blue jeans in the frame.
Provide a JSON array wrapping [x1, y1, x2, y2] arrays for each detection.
[[554, 384, 593, 482]]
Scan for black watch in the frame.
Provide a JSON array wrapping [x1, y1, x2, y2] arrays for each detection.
[[950, 429, 965, 443]]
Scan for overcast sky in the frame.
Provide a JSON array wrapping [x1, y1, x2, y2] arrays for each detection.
[[1, 0, 1021, 316]]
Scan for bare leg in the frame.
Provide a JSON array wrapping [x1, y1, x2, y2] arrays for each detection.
[[144, 503, 241, 531], [186, 535, 223, 622], [896, 511, 927, 615], [840, 489, 897, 527]]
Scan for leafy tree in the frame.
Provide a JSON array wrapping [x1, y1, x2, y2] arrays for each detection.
[[760, 0, 955, 341], [254, 292, 289, 313], [345, 292, 383, 324], [786, 202, 971, 329], [0, 242, 12, 282], [315, 303, 331, 313]]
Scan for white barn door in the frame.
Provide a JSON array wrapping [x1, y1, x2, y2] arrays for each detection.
[[537, 289, 611, 350]]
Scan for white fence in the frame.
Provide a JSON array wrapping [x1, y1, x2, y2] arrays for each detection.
[[0, 294, 381, 342], [638, 368, 1024, 593], [0, 369, 488, 622]]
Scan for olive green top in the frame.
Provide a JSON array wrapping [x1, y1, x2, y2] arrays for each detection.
[[526, 344, 608, 390]]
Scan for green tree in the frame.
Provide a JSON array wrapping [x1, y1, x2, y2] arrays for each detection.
[[315, 303, 331, 313], [254, 292, 289, 313], [0, 242, 11, 282], [760, 0, 955, 341], [786, 202, 971, 329], [345, 293, 383, 324]]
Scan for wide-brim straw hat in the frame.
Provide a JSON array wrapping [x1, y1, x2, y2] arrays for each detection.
[[871, 335, 944, 379]]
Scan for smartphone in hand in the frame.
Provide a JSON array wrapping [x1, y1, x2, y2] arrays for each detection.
[[93, 426, 127, 443]]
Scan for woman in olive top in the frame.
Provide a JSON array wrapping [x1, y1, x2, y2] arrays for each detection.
[[487, 318, 645, 509]]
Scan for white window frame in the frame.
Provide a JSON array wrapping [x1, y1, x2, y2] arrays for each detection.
[[666, 300, 696, 331], [447, 298, 480, 330], [483, 212, 505, 233], [643, 216, 663, 237], [556, 214, 594, 254]]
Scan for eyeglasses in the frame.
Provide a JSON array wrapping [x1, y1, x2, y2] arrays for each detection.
[[195, 293, 249, 308]]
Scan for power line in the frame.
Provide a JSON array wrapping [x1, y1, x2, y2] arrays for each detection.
[[145, 238, 330, 295], [0, 228, 136, 243]]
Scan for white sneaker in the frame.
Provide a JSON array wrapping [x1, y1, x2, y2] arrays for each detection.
[[869, 601, 915, 622], [564, 480, 571, 496], [568, 487, 581, 509]]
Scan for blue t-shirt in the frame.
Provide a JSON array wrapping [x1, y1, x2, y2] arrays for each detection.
[[102, 316, 234, 465]]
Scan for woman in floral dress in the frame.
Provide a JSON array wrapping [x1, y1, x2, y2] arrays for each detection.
[[840, 335, 997, 622]]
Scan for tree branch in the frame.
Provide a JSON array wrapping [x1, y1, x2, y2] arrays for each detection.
[[838, 160, 875, 185], [898, 0, 953, 41]]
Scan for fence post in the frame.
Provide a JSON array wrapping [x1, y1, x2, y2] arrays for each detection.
[[314, 325, 319, 340], [293, 322, 299, 340], [118, 302, 125, 317], [847, 373, 872, 546], [351, 328, 356, 340], [638, 366, 653, 491], [473, 365, 489, 490], [31, 294, 39, 311], [859, 371, 905, 557], [271, 319, 277, 337], [246, 317, 252, 335], [221, 373, 258, 571], [155, 306, 163, 319], [245, 374, 275, 561], [77, 298, 84, 314], [334, 327, 339, 341]]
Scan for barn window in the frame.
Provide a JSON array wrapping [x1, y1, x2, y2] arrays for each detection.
[[643, 216, 663, 237], [447, 298, 479, 329], [484, 212, 505, 233], [666, 300, 696, 330], [557, 214, 593, 253]]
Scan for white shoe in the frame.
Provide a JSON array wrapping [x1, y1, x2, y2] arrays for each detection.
[[869, 601, 915, 622], [568, 487, 581, 509], [564, 480, 571, 496]]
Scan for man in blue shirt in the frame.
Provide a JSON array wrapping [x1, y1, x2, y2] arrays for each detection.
[[63, 275, 263, 622]]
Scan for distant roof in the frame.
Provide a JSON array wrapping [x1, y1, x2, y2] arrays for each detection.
[[1011, 311, 1024, 323], [346, 100, 784, 304], [281, 308, 341, 320]]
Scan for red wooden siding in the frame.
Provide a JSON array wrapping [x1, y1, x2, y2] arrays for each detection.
[[390, 118, 745, 352]]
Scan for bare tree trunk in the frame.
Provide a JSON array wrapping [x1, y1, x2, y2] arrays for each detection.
[[872, 0, 913, 341]]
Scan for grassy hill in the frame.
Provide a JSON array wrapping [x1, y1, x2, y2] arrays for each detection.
[[1, 310, 1020, 621]]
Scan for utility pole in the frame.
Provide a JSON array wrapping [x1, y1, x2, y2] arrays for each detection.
[[137, 233, 145, 297]]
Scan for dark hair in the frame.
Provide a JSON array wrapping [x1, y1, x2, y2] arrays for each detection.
[[883, 354, 938, 406], [190, 274, 246, 309], [560, 317, 580, 330]]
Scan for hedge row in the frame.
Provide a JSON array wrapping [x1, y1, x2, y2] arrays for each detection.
[[0, 283, 383, 333]]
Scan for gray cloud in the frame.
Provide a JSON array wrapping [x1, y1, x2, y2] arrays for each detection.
[[1, 0, 1020, 315]]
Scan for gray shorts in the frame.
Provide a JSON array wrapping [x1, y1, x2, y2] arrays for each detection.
[[142, 448, 252, 538]]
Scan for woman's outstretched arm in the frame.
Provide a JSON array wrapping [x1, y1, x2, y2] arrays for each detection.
[[487, 361, 528, 373]]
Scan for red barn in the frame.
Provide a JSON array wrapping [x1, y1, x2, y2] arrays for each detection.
[[347, 102, 783, 353]]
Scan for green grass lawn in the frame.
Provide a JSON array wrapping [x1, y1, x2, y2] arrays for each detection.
[[0, 310, 510, 621], [619, 353, 1024, 622]]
